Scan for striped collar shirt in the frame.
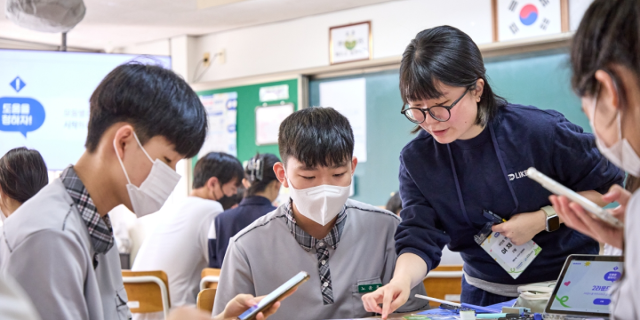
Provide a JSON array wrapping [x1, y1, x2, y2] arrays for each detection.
[[283, 202, 347, 251], [60, 166, 114, 255], [284, 201, 347, 305]]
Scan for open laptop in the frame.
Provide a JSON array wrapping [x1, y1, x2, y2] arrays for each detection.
[[544, 254, 623, 319]]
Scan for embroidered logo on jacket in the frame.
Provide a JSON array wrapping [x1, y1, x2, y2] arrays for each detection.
[[508, 170, 528, 181]]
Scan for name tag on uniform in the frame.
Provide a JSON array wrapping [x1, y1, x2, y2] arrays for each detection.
[[479, 232, 541, 279], [358, 283, 382, 293]]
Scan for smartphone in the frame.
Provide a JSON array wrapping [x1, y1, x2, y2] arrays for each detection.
[[526, 167, 623, 228], [237, 271, 309, 320]]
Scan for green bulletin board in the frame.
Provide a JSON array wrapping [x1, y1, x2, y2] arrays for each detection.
[[193, 79, 298, 173]]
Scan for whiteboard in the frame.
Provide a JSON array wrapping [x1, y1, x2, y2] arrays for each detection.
[[255, 103, 294, 145], [319, 78, 367, 162]]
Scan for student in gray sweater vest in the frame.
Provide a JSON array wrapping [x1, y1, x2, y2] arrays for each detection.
[[0, 63, 285, 320], [213, 107, 428, 319]]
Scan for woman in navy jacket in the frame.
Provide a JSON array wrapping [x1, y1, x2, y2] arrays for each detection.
[[362, 26, 623, 314], [208, 153, 280, 268]]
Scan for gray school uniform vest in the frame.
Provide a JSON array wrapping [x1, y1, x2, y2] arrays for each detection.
[[213, 198, 429, 319], [1, 179, 130, 320]]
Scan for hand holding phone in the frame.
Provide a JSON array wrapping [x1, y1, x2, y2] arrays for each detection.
[[237, 271, 309, 320], [526, 167, 623, 228]]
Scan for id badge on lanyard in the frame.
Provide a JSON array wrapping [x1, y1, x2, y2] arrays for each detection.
[[448, 128, 542, 279], [474, 218, 542, 279]]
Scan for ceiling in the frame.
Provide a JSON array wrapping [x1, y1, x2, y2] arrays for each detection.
[[0, 0, 399, 51]]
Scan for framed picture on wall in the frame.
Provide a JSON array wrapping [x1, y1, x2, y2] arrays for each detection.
[[493, 0, 569, 42], [329, 21, 372, 65]]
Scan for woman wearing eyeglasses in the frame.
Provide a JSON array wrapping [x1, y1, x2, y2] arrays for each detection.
[[361, 26, 623, 316]]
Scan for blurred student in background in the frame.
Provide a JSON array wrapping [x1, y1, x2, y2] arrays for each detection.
[[132, 151, 243, 320], [209, 153, 280, 268], [218, 186, 245, 210], [385, 191, 402, 215], [0, 147, 48, 220], [0, 147, 49, 265]]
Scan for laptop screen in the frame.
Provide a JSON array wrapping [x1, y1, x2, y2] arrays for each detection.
[[546, 255, 623, 316]]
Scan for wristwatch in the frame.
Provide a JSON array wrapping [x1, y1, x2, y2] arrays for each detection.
[[542, 205, 560, 232]]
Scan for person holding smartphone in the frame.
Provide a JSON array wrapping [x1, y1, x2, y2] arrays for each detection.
[[0, 63, 288, 320], [549, 0, 640, 318], [361, 26, 624, 317], [213, 107, 427, 320]]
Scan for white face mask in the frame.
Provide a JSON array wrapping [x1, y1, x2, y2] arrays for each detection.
[[114, 133, 181, 218], [590, 93, 640, 177], [286, 173, 351, 226]]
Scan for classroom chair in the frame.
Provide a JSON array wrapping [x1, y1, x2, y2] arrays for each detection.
[[423, 265, 463, 306], [200, 268, 221, 290], [122, 270, 171, 320], [197, 288, 217, 314]]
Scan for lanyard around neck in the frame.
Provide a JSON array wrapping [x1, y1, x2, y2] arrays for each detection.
[[446, 125, 520, 228]]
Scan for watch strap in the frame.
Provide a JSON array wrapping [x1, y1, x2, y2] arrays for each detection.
[[541, 205, 557, 218]]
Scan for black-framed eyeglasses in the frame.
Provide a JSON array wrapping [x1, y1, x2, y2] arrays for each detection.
[[400, 87, 471, 123]]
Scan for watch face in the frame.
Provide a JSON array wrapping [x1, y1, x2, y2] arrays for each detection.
[[547, 216, 561, 231]]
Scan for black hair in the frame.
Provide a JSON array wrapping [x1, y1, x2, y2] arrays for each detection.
[[0, 147, 48, 204], [86, 62, 207, 158], [571, 0, 640, 106], [385, 191, 402, 215], [278, 107, 354, 168], [400, 26, 506, 131], [245, 153, 280, 197], [193, 152, 244, 189]]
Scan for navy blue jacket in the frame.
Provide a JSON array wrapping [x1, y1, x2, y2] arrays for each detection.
[[208, 196, 276, 268], [396, 104, 624, 284]]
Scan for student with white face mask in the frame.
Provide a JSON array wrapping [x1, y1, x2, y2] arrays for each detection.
[[0, 63, 285, 320], [550, 0, 640, 318], [213, 107, 428, 320]]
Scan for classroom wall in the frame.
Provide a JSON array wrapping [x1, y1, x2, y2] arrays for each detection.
[[191, 0, 492, 83], [112, 0, 493, 83], [112, 39, 170, 56]]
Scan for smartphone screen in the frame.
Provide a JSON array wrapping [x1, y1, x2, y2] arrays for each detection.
[[238, 271, 309, 320]]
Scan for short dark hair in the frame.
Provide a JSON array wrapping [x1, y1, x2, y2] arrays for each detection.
[[571, 0, 640, 105], [87, 62, 207, 158], [245, 153, 280, 197], [385, 191, 402, 215], [400, 26, 506, 130], [278, 107, 354, 168], [193, 152, 244, 189], [0, 147, 48, 204]]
